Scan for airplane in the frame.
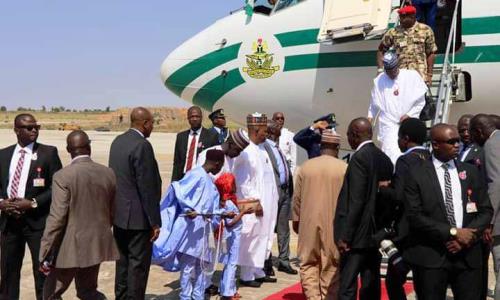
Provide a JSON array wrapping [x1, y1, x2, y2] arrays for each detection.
[[160, 0, 500, 146]]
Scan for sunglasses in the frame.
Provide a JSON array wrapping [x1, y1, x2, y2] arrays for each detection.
[[274, 117, 284, 120], [436, 138, 460, 145], [17, 125, 41, 131]]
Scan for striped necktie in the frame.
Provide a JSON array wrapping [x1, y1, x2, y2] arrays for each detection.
[[10, 149, 26, 198], [442, 163, 456, 227]]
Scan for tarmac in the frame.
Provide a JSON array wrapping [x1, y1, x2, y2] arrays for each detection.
[[0, 129, 300, 299], [0, 129, 496, 299]]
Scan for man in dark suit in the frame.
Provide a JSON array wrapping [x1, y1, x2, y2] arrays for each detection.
[[293, 113, 336, 159], [0, 113, 62, 300], [208, 108, 229, 145], [470, 114, 500, 298], [458, 113, 489, 300], [171, 106, 219, 182], [265, 121, 296, 275], [40, 130, 119, 300], [334, 117, 393, 300], [109, 107, 162, 300], [377, 118, 430, 300], [404, 123, 493, 300]]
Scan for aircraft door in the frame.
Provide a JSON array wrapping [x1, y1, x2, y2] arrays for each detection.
[[318, 0, 395, 43]]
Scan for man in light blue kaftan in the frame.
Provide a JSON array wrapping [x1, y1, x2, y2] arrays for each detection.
[[152, 150, 225, 300]]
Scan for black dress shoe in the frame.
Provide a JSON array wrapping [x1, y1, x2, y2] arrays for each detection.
[[265, 267, 275, 277], [239, 279, 262, 288], [204, 284, 219, 295], [278, 264, 298, 275], [255, 276, 278, 283]]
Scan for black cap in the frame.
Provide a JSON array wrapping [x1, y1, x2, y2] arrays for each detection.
[[209, 109, 225, 121], [314, 113, 337, 129]]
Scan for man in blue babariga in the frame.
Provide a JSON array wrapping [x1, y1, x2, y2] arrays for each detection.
[[152, 149, 225, 300]]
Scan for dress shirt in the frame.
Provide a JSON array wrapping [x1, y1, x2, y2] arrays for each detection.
[[432, 156, 463, 228], [356, 140, 373, 152], [267, 140, 287, 185], [403, 145, 427, 156], [7, 143, 35, 199], [184, 127, 202, 173], [213, 127, 221, 134], [459, 145, 473, 162], [130, 128, 145, 138], [71, 155, 90, 164]]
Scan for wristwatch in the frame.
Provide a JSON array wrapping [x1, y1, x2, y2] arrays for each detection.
[[450, 227, 457, 237], [31, 198, 38, 209]]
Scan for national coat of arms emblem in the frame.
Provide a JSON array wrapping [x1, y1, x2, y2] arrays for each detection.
[[242, 38, 280, 79]]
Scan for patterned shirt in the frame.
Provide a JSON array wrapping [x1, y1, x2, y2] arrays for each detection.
[[380, 22, 438, 79]]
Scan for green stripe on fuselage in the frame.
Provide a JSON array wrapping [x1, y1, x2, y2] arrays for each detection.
[[192, 68, 245, 111], [283, 45, 500, 71], [164, 43, 242, 97], [275, 16, 500, 48]]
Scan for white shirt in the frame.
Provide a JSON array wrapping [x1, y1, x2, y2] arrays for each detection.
[[432, 156, 463, 228], [356, 140, 373, 152], [130, 128, 144, 138], [403, 145, 427, 156], [183, 128, 202, 173], [71, 154, 90, 164], [460, 145, 473, 162], [278, 127, 297, 174], [7, 143, 35, 199]]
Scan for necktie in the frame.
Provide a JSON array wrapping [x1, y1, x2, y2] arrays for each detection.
[[185, 132, 197, 172], [442, 163, 456, 227], [10, 149, 26, 198], [276, 145, 289, 184], [219, 128, 226, 143]]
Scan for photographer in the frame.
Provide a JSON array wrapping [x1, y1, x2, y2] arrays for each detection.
[[378, 118, 430, 300], [293, 113, 337, 159]]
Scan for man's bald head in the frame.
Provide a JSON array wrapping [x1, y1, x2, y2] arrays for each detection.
[[130, 107, 154, 138], [490, 114, 500, 130], [66, 130, 91, 158], [347, 117, 373, 150], [431, 123, 460, 162], [470, 113, 497, 146]]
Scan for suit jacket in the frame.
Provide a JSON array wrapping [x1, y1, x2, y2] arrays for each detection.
[[404, 159, 493, 268], [39, 157, 120, 268], [209, 126, 228, 145], [484, 131, 500, 236], [334, 142, 393, 249], [0, 143, 62, 231], [109, 129, 162, 230], [378, 147, 431, 245], [264, 141, 293, 199], [293, 127, 321, 159], [171, 127, 219, 182], [461, 143, 487, 186]]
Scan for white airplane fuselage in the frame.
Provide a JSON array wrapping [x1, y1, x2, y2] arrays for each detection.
[[162, 0, 500, 143]]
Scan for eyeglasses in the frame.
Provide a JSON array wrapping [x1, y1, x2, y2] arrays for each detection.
[[435, 138, 460, 145], [17, 125, 41, 131]]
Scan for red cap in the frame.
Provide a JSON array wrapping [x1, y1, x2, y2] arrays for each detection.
[[398, 5, 417, 15]]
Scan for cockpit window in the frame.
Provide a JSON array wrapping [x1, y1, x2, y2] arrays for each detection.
[[273, 0, 303, 12]]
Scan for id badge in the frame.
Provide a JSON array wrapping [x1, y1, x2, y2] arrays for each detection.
[[466, 202, 478, 213], [33, 178, 45, 187]]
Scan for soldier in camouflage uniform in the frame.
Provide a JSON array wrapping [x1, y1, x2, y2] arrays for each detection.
[[377, 5, 438, 85]]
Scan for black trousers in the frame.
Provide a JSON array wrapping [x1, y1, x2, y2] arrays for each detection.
[[0, 220, 45, 300], [114, 226, 152, 300], [339, 249, 381, 300], [480, 242, 490, 300], [413, 261, 482, 300], [385, 256, 411, 300]]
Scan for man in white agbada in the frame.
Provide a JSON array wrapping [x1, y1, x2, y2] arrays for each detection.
[[196, 128, 250, 179], [233, 113, 279, 287], [368, 52, 428, 164]]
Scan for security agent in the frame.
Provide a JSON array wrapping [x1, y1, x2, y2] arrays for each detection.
[[293, 113, 337, 159], [209, 109, 229, 145]]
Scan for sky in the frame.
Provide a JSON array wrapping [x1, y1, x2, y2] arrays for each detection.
[[0, 1, 244, 110]]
